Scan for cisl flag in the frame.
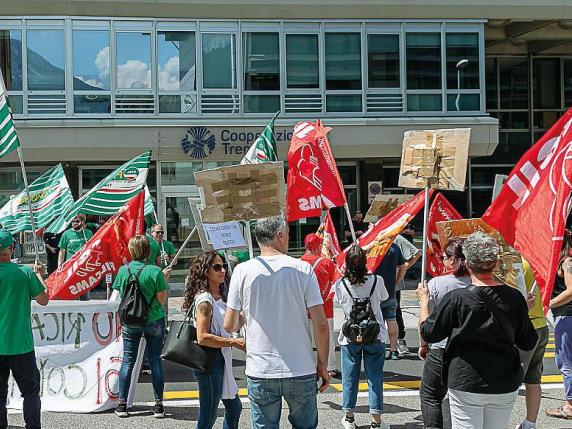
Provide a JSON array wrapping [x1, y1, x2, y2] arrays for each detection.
[[483, 108, 572, 309], [286, 120, 346, 222], [426, 193, 462, 276], [316, 211, 342, 261], [46, 191, 145, 299]]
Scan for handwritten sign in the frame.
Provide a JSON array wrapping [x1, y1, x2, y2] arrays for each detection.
[[203, 222, 246, 250]]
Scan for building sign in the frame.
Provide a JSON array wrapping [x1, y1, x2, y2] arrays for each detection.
[[181, 126, 293, 159]]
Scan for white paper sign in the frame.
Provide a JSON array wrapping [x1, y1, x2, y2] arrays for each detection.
[[203, 222, 246, 250], [23, 231, 46, 256]]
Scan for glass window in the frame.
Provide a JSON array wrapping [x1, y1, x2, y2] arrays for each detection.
[[326, 94, 362, 112], [244, 94, 280, 113], [446, 33, 479, 90], [158, 31, 196, 91], [0, 30, 22, 91], [243, 32, 279, 91], [486, 57, 497, 110], [368, 34, 400, 88], [27, 29, 65, 91], [73, 30, 110, 91], [74, 94, 111, 114], [406, 33, 441, 90], [161, 161, 203, 185], [116, 32, 151, 90], [473, 132, 531, 164], [533, 58, 560, 109], [565, 60, 572, 107], [202, 33, 236, 89], [447, 93, 480, 111], [498, 111, 529, 130], [533, 111, 562, 130], [325, 33, 362, 90], [470, 189, 494, 217], [286, 34, 319, 89], [499, 57, 528, 110], [407, 94, 442, 111]]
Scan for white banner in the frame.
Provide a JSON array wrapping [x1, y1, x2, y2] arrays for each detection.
[[7, 301, 123, 413], [203, 221, 246, 250]]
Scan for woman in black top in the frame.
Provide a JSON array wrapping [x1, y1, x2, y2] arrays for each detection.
[[417, 231, 537, 429]]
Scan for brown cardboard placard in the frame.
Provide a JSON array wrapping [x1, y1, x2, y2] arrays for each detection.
[[398, 128, 470, 191], [195, 162, 285, 223], [364, 194, 411, 223]]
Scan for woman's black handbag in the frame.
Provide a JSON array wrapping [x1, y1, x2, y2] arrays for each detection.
[[161, 304, 217, 373]]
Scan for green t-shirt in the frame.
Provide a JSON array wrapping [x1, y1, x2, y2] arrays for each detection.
[[0, 263, 45, 355], [146, 234, 161, 266], [112, 261, 168, 323], [59, 228, 94, 261], [158, 240, 176, 268]]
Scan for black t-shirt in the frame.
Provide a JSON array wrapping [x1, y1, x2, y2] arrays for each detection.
[[373, 243, 405, 299], [344, 221, 368, 239], [552, 276, 572, 317], [421, 284, 538, 394]]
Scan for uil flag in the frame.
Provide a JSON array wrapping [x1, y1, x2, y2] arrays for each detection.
[[316, 211, 342, 261], [426, 193, 462, 277], [286, 120, 347, 222], [47, 151, 151, 233], [0, 87, 20, 160], [46, 191, 145, 299], [241, 112, 279, 164], [0, 164, 74, 234], [483, 108, 572, 309]]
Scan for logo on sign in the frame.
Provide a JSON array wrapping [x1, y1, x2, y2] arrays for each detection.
[[182, 127, 217, 159]]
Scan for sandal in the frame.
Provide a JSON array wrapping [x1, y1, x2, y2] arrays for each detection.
[[545, 406, 572, 419], [328, 369, 341, 378]]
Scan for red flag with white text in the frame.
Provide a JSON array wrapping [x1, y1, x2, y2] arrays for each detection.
[[426, 193, 462, 277], [286, 120, 347, 222], [483, 108, 572, 310], [46, 191, 145, 299]]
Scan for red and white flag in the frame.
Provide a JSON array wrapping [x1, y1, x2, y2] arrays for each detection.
[[426, 193, 462, 277], [46, 191, 145, 300], [286, 120, 347, 222], [316, 211, 342, 261], [483, 108, 572, 309]]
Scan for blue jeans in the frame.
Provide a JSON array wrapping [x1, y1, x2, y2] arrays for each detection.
[[119, 318, 165, 401], [0, 351, 41, 429], [341, 341, 386, 414], [192, 350, 242, 429], [247, 374, 318, 429], [555, 315, 572, 400]]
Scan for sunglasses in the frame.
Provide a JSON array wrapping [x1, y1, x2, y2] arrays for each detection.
[[153, 230, 164, 234], [72, 220, 82, 224], [211, 263, 228, 272], [439, 254, 452, 262]]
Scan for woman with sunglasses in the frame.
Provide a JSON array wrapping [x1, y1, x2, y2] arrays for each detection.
[[418, 239, 471, 428], [183, 251, 245, 429]]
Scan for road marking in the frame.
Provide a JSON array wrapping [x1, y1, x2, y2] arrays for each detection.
[[545, 352, 555, 358]]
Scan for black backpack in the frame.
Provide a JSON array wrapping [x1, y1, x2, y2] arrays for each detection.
[[341, 276, 380, 344], [118, 264, 149, 328]]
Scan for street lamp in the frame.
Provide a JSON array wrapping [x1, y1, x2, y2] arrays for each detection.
[[455, 59, 469, 112]]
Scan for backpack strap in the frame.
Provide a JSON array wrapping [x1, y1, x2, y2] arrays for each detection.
[[369, 275, 378, 298], [311, 257, 324, 269], [341, 277, 355, 299]]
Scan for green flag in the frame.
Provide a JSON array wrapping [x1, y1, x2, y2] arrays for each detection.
[[0, 164, 74, 233], [240, 112, 279, 164], [0, 92, 21, 160], [47, 151, 152, 233], [144, 185, 156, 218]]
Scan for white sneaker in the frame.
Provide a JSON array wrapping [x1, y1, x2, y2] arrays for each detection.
[[370, 422, 390, 429], [397, 339, 410, 356], [341, 415, 356, 429]]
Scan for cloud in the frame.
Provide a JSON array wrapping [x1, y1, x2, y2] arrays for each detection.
[[159, 56, 180, 90], [95, 46, 110, 79], [117, 60, 151, 89]]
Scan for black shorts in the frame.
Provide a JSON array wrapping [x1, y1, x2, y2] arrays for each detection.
[[519, 325, 549, 385]]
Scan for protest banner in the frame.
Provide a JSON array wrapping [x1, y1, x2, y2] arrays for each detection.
[[316, 211, 342, 261], [492, 174, 508, 202], [203, 222, 246, 250], [364, 194, 411, 223], [23, 230, 46, 257], [7, 301, 123, 413]]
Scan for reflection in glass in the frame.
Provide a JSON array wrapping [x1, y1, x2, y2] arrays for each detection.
[[158, 31, 196, 91], [446, 94, 479, 111], [27, 29, 65, 90], [73, 30, 110, 91], [325, 33, 361, 90], [368, 34, 400, 88], [7, 95, 22, 114], [407, 94, 442, 111], [406, 33, 441, 90], [244, 94, 280, 113], [533, 58, 560, 109], [286, 34, 319, 89], [486, 57, 497, 110], [0, 30, 22, 91], [116, 32, 151, 89], [326, 94, 362, 112], [202, 34, 235, 89], [499, 58, 528, 110], [161, 161, 203, 185], [243, 32, 280, 91], [74, 94, 111, 114], [446, 33, 479, 89]]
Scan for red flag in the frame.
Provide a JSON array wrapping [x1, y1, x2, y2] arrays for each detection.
[[483, 108, 572, 309], [286, 120, 347, 222], [338, 190, 433, 274], [46, 191, 145, 299], [426, 193, 462, 276], [316, 211, 342, 261]]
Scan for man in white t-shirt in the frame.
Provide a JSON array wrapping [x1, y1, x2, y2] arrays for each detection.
[[224, 216, 330, 429]]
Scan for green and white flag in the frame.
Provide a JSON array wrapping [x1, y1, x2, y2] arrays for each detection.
[[47, 151, 152, 233], [144, 185, 156, 218], [240, 112, 279, 164], [0, 164, 74, 234], [0, 91, 21, 160]]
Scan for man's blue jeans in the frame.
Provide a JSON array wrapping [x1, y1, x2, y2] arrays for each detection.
[[555, 315, 572, 400], [119, 318, 165, 401], [247, 374, 318, 429], [0, 350, 41, 429], [341, 341, 386, 414]]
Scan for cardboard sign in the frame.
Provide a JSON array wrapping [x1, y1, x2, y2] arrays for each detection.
[[203, 222, 246, 250], [195, 162, 285, 223], [189, 198, 214, 251], [398, 128, 470, 191], [364, 194, 411, 223], [492, 174, 508, 202]]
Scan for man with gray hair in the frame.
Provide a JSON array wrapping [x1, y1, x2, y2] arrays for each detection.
[[225, 215, 330, 429]]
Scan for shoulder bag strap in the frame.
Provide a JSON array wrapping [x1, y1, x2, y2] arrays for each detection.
[[468, 285, 515, 341], [311, 256, 324, 269]]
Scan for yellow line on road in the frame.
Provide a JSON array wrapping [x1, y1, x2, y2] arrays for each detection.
[[545, 352, 555, 358]]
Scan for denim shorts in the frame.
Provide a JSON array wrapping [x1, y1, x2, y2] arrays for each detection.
[[380, 297, 397, 321]]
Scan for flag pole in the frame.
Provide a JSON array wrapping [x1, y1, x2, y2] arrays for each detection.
[[167, 225, 197, 270], [245, 221, 254, 259], [343, 203, 357, 244], [16, 147, 40, 262], [420, 183, 431, 285]]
